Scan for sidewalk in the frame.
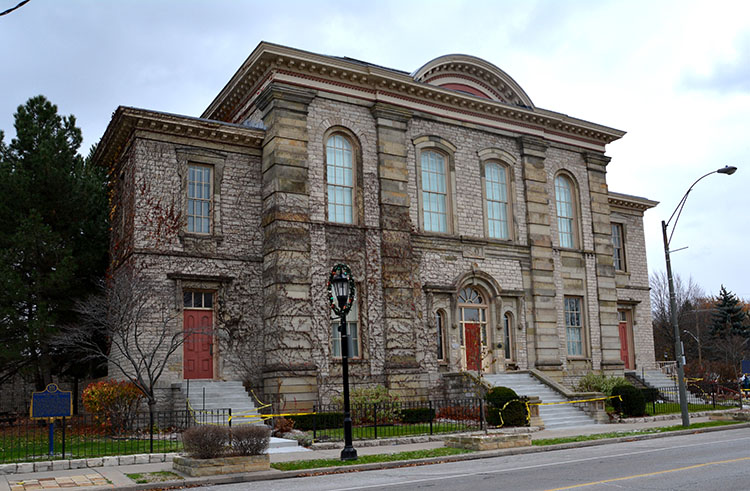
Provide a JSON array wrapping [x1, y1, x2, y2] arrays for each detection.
[[1, 414, 745, 491]]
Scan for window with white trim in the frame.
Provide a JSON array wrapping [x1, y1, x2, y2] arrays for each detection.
[[564, 296, 584, 356], [421, 150, 448, 233], [331, 300, 359, 358], [436, 310, 446, 361], [485, 161, 510, 239], [555, 174, 577, 248], [326, 134, 355, 224], [187, 164, 212, 234], [503, 312, 514, 360], [611, 223, 625, 271]]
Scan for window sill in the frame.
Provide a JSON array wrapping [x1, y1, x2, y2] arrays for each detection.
[[332, 357, 364, 363], [566, 357, 591, 362]]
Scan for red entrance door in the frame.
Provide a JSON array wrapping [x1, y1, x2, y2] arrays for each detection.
[[618, 320, 631, 369], [184, 309, 213, 379], [465, 323, 481, 371]]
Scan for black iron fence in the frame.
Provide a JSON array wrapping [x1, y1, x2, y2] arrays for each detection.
[[645, 384, 741, 415], [287, 398, 485, 442], [0, 409, 230, 464]]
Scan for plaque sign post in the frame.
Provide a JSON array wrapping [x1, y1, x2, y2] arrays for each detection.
[[30, 384, 73, 457]]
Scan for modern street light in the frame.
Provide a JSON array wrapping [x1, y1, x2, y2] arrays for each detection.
[[327, 264, 357, 461], [662, 165, 737, 427]]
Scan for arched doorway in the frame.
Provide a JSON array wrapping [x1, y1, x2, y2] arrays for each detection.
[[458, 287, 488, 372]]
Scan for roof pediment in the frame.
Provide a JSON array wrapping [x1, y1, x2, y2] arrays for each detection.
[[413, 54, 534, 109]]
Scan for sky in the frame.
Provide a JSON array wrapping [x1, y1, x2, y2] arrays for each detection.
[[1, 0, 749, 299]]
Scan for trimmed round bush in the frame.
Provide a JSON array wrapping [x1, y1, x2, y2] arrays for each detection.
[[231, 424, 271, 456], [182, 425, 229, 459], [486, 386, 518, 408], [611, 384, 646, 417], [501, 399, 529, 427]]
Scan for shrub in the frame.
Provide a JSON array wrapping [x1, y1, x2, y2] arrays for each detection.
[[435, 405, 480, 422], [182, 425, 229, 459], [287, 412, 343, 431], [231, 424, 271, 456], [333, 385, 400, 425], [273, 416, 294, 435], [485, 386, 518, 408], [82, 380, 144, 434], [576, 373, 631, 396], [501, 399, 530, 427], [400, 407, 435, 424], [611, 384, 646, 417], [641, 387, 660, 403]]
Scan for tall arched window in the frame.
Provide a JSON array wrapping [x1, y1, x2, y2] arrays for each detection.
[[485, 161, 510, 239], [554, 174, 577, 248], [326, 134, 354, 224], [421, 150, 448, 233]]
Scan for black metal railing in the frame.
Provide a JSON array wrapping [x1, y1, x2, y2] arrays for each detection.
[[0, 409, 230, 464], [296, 398, 484, 442], [644, 384, 740, 415]]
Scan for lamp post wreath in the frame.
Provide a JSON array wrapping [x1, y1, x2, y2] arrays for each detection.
[[327, 263, 356, 316]]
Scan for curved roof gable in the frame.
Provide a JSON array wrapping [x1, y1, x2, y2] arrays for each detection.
[[413, 54, 534, 108]]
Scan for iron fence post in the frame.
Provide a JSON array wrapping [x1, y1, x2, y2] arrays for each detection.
[[429, 400, 433, 435], [313, 404, 317, 441], [62, 417, 66, 459], [480, 399, 485, 431]]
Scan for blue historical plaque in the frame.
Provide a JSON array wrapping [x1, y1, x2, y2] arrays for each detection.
[[743, 361, 750, 376], [30, 383, 73, 419]]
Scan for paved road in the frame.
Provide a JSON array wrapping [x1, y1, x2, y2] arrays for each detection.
[[203, 427, 750, 491]]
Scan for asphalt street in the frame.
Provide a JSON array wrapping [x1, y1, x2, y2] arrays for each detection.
[[202, 427, 750, 491]]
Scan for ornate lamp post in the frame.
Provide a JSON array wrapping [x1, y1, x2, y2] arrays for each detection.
[[662, 165, 736, 427], [328, 264, 357, 461]]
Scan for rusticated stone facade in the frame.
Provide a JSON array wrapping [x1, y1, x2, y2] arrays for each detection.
[[95, 42, 659, 409]]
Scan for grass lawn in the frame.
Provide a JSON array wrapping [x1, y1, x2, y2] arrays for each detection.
[[0, 434, 182, 463], [532, 420, 743, 446], [310, 422, 478, 441], [271, 447, 473, 471], [126, 471, 183, 484], [644, 402, 737, 416]]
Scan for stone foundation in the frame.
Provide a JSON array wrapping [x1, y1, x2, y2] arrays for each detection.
[[172, 454, 270, 476]]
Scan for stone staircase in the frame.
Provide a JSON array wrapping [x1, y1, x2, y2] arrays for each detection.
[[635, 369, 706, 404], [484, 373, 597, 429], [181, 380, 261, 425]]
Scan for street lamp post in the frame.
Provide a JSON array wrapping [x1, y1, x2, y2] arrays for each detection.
[[662, 165, 736, 428], [328, 264, 357, 461]]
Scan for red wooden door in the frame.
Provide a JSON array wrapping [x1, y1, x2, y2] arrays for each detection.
[[465, 323, 481, 371], [618, 320, 631, 369], [184, 309, 213, 379]]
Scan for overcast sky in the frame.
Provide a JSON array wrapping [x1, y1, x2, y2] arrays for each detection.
[[2, 0, 748, 298]]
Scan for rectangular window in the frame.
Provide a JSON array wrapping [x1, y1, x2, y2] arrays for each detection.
[[421, 151, 448, 233], [565, 296, 584, 356], [436, 312, 445, 361], [611, 223, 625, 271], [183, 291, 214, 309], [485, 162, 509, 239], [187, 164, 212, 234], [331, 301, 359, 358]]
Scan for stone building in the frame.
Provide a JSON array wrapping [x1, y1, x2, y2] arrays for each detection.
[[93, 42, 658, 410]]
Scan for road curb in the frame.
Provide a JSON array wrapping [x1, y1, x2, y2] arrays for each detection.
[[113, 421, 750, 490]]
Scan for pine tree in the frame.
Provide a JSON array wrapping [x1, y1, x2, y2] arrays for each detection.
[[0, 96, 109, 388], [710, 285, 748, 338]]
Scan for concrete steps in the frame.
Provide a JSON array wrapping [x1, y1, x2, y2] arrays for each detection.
[[638, 370, 708, 404], [180, 380, 261, 425], [484, 373, 597, 429]]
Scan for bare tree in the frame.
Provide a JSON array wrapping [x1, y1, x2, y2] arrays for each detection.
[[650, 271, 704, 360], [55, 268, 204, 450]]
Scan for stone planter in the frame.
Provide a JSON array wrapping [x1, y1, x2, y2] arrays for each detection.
[[172, 454, 270, 476], [444, 432, 531, 451]]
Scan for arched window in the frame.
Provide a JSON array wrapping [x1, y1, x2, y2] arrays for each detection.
[[503, 312, 514, 361], [421, 149, 448, 233], [554, 174, 578, 248], [485, 161, 510, 239], [436, 310, 446, 362], [326, 134, 355, 224]]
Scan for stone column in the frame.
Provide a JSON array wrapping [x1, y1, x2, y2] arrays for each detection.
[[519, 136, 561, 371], [256, 83, 318, 410], [585, 152, 623, 374], [370, 102, 425, 398]]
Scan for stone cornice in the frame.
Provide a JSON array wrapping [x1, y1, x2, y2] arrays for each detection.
[[92, 106, 264, 171], [608, 191, 659, 212], [202, 42, 626, 151]]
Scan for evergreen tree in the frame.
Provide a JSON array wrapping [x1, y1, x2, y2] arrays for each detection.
[[710, 285, 748, 338], [0, 96, 109, 388]]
